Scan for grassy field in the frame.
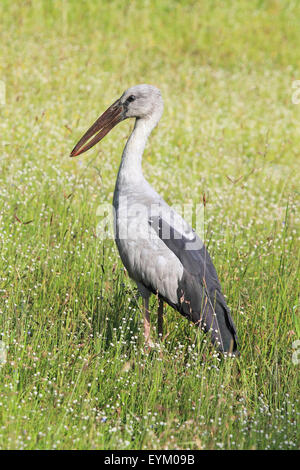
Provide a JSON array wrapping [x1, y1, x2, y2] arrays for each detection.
[[0, 0, 299, 450]]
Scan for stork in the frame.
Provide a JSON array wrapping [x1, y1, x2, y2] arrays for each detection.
[[71, 84, 238, 355]]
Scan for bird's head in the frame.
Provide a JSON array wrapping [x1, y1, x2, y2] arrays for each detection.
[[70, 84, 163, 157]]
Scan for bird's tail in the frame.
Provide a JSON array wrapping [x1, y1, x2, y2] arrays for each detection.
[[200, 289, 239, 355]]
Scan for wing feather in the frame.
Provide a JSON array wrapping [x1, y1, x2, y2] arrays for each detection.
[[148, 215, 238, 354]]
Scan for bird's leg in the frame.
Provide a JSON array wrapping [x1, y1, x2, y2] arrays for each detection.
[[157, 297, 163, 340], [143, 297, 151, 346]]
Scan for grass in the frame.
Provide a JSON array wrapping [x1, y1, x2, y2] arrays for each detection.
[[0, 0, 299, 450]]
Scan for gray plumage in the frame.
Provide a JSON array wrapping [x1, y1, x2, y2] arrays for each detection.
[[71, 84, 239, 355]]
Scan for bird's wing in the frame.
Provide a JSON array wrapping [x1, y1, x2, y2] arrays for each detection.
[[148, 214, 238, 354]]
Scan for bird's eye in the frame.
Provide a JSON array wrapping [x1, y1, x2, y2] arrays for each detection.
[[126, 95, 136, 103]]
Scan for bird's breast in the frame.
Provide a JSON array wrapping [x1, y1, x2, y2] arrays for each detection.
[[112, 193, 184, 303]]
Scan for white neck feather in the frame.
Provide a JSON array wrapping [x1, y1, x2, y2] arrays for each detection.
[[116, 109, 162, 188]]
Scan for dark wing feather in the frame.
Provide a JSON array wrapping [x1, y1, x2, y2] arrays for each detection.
[[149, 216, 238, 355]]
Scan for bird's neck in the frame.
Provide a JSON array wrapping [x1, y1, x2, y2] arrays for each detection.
[[116, 114, 159, 188]]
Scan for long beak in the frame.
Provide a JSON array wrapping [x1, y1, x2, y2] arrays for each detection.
[[70, 99, 123, 157]]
